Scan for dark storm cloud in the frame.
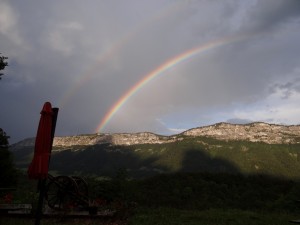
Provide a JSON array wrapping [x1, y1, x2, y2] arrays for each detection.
[[237, 0, 300, 32]]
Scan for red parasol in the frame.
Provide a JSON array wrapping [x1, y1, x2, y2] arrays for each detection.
[[28, 102, 54, 179]]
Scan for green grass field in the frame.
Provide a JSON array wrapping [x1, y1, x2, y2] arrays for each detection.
[[2, 208, 300, 225], [128, 207, 300, 225]]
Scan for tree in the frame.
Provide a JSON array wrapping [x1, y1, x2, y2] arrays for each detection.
[[0, 129, 17, 188], [0, 54, 16, 187], [0, 53, 8, 80], [0, 128, 9, 147]]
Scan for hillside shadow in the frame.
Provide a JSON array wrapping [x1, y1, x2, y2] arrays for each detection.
[[180, 148, 240, 174], [12, 142, 242, 178], [49, 144, 170, 178], [49, 145, 241, 178]]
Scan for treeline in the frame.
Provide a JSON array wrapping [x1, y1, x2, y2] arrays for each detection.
[[86, 172, 300, 212], [3, 171, 300, 214], [12, 136, 300, 179]]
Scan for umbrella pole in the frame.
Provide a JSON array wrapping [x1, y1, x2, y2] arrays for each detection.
[[34, 179, 47, 225], [50, 108, 59, 144], [34, 107, 59, 225]]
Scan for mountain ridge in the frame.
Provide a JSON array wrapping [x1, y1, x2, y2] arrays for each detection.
[[10, 122, 300, 179], [11, 122, 300, 149]]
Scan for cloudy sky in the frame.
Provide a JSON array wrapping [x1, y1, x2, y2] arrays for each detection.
[[1, 0, 300, 144]]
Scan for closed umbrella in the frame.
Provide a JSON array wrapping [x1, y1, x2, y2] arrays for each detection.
[[28, 102, 53, 179], [27, 102, 59, 225]]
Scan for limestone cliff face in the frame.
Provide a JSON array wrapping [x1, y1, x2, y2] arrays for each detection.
[[183, 122, 300, 144], [53, 132, 177, 147], [11, 122, 300, 149]]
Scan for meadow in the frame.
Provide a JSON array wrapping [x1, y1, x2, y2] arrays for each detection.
[[2, 208, 300, 225], [2, 172, 300, 225]]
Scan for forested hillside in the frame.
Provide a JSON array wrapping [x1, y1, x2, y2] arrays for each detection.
[[11, 135, 300, 179]]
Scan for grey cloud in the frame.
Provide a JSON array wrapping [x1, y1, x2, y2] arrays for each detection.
[[237, 0, 300, 33], [269, 76, 300, 99], [1, 0, 300, 143], [226, 118, 253, 124]]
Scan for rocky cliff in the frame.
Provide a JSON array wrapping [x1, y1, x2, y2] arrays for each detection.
[[11, 122, 300, 149], [183, 122, 300, 144], [53, 132, 178, 147]]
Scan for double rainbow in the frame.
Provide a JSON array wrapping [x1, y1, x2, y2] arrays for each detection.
[[58, 1, 185, 108], [96, 35, 248, 132]]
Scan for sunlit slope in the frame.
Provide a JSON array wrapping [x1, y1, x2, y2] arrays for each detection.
[[12, 135, 300, 179]]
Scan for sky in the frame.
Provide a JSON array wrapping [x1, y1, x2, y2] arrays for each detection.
[[1, 0, 300, 144]]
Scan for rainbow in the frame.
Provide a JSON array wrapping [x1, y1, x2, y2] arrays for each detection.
[[58, 46, 118, 108], [58, 1, 185, 109], [95, 35, 249, 132]]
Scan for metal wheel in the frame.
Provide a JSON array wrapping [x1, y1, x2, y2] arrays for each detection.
[[45, 175, 78, 211], [71, 176, 89, 197]]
